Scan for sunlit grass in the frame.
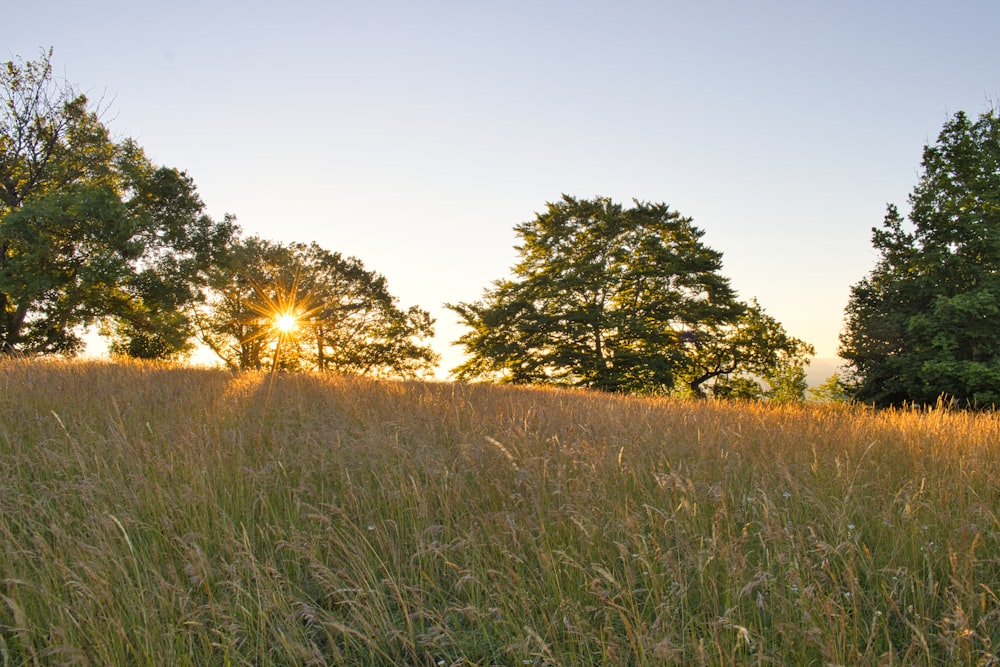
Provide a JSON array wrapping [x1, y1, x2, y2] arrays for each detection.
[[2, 359, 1000, 665]]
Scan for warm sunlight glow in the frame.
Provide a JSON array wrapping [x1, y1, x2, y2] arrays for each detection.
[[274, 313, 298, 333]]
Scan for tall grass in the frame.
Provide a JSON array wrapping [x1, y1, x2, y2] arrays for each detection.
[[2, 359, 999, 665]]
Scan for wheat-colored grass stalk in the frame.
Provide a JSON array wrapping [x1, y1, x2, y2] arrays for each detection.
[[2, 359, 999, 664]]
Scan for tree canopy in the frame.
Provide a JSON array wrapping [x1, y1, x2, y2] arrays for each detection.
[[840, 108, 1000, 407], [449, 195, 811, 396], [3, 50, 821, 389], [1, 50, 438, 374], [197, 236, 439, 376], [0, 49, 235, 357]]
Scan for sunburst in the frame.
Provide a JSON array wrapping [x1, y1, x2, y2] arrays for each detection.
[[273, 312, 299, 334], [238, 271, 326, 372]]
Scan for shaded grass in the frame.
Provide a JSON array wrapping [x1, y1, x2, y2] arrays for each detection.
[[2, 359, 1000, 665]]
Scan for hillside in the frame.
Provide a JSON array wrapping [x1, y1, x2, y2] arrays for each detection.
[[1, 360, 998, 665]]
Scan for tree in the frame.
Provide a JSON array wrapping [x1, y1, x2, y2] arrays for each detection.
[[100, 161, 238, 359], [840, 108, 1000, 407], [710, 363, 810, 402], [197, 236, 439, 376], [197, 236, 294, 371], [808, 373, 851, 403], [0, 50, 235, 357], [763, 362, 810, 402], [449, 195, 812, 395], [678, 298, 813, 398]]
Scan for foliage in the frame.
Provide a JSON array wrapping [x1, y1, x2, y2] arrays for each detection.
[[4, 359, 1000, 664], [450, 195, 811, 396], [809, 372, 852, 402], [198, 235, 438, 376], [679, 298, 814, 398], [714, 361, 811, 402], [840, 108, 1000, 406], [0, 49, 235, 358], [764, 360, 810, 401]]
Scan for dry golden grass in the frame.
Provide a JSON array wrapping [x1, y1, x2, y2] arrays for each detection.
[[2, 359, 1000, 665]]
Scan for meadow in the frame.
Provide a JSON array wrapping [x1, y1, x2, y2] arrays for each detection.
[[1, 360, 999, 666]]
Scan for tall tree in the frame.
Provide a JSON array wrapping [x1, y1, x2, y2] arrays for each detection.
[[0, 50, 234, 357], [840, 108, 1000, 407], [197, 236, 438, 376], [449, 195, 811, 395]]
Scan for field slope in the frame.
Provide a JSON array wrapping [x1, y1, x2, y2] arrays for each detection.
[[2, 360, 1000, 665]]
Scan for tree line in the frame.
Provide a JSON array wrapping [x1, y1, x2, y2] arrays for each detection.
[[3, 50, 999, 405], [0, 50, 437, 377]]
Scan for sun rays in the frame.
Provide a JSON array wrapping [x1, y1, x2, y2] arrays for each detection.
[[236, 272, 326, 372], [273, 312, 299, 334]]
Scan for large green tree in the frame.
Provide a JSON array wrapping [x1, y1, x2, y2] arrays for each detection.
[[197, 236, 438, 376], [0, 50, 234, 357], [449, 195, 811, 395], [840, 108, 1000, 407]]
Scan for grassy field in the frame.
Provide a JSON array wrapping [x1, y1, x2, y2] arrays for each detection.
[[2, 360, 1000, 666]]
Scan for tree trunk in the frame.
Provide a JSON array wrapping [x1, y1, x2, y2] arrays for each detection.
[[688, 375, 711, 398], [316, 325, 326, 371]]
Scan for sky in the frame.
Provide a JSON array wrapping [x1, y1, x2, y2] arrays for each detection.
[[8, 1, 1000, 378]]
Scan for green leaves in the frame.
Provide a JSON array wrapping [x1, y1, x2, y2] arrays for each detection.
[[1, 184, 132, 353], [681, 299, 814, 399], [450, 195, 811, 397], [198, 237, 438, 376], [1, 50, 236, 359], [841, 107, 1000, 406]]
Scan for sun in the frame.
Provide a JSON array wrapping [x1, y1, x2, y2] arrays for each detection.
[[273, 312, 299, 333]]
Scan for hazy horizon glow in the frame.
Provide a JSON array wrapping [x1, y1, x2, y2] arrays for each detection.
[[8, 1, 1000, 376]]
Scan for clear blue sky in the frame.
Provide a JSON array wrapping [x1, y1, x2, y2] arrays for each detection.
[[8, 1, 1000, 376]]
